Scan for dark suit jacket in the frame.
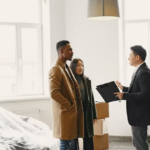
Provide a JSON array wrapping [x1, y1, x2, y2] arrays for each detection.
[[123, 63, 150, 126]]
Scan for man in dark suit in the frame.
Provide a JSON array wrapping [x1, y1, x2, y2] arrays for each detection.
[[114, 45, 150, 150]]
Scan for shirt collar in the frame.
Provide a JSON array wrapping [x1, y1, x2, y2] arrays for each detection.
[[133, 62, 144, 74]]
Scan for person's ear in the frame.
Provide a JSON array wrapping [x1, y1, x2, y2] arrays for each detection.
[[136, 55, 140, 60], [60, 48, 64, 54]]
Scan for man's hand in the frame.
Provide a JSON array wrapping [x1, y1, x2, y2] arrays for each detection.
[[114, 92, 123, 100], [116, 81, 123, 91]]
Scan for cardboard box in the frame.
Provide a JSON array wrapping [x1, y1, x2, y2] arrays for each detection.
[[94, 119, 108, 136], [94, 133, 109, 150], [95, 102, 109, 119]]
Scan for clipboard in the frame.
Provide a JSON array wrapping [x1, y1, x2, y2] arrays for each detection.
[[96, 81, 120, 103]]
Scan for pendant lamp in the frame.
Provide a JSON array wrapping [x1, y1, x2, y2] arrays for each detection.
[[87, 0, 120, 20]]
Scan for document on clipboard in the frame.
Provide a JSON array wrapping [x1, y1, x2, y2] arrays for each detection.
[[96, 81, 120, 103]]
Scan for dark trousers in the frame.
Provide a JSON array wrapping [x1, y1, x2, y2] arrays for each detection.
[[83, 136, 94, 150], [60, 139, 78, 150], [131, 126, 149, 150]]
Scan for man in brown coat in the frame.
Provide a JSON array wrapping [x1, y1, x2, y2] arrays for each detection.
[[49, 40, 84, 150]]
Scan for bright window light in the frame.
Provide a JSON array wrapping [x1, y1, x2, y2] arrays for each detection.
[[0, 0, 39, 23], [0, 0, 43, 98], [125, 0, 150, 21], [123, 1, 150, 85]]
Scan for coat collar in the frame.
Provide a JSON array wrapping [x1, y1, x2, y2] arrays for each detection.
[[56, 58, 73, 84], [136, 62, 146, 72], [83, 76, 90, 82], [128, 62, 146, 91], [56, 58, 79, 86], [133, 62, 145, 74], [56, 58, 66, 69], [82, 76, 91, 103]]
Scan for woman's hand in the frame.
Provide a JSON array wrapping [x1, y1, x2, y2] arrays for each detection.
[[116, 81, 123, 91], [93, 119, 96, 125]]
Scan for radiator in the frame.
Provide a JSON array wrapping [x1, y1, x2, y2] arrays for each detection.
[[13, 109, 43, 120]]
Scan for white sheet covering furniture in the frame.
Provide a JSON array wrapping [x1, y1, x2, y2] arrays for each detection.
[[0, 107, 59, 150]]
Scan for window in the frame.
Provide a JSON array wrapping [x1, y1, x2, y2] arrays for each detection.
[[0, 0, 43, 97], [122, 0, 150, 85]]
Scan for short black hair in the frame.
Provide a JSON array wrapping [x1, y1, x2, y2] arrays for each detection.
[[56, 40, 70, 52], [131, 45, 147, 61], [70, 58, 85, 78]]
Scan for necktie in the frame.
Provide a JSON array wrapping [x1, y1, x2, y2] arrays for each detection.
[[129, 72, 135, 89], [131, 72, 135, 82], [131, 72, 135, 79]]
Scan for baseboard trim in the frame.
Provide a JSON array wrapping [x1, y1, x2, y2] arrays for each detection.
[[109, 136, 150, 142]]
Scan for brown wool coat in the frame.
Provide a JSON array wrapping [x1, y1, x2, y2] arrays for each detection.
[[49, 59, 84, 140]]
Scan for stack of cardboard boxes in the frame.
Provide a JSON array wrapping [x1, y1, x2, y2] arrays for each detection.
[[93, 102, 109, 150], [79, 102, 109, 150]]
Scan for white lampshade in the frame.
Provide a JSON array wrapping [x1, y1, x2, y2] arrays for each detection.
[[87, 0, 120, 21]]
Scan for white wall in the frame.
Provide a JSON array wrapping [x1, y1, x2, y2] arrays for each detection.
[[65, 0, 131, 136], [50, 0, 66, 64]]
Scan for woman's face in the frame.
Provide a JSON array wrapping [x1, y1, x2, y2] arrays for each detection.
[[76, 60, 84, 75]]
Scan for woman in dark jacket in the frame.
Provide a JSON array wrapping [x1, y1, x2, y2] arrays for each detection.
[[70, 58, 97, 150]]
